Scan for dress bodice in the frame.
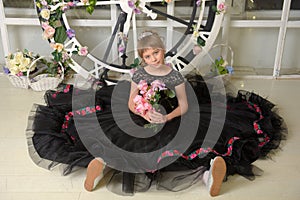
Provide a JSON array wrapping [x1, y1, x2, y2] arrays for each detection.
[[132, 67, 184, 91]]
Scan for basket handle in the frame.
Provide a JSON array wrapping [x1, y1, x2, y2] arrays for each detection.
[[27, 56, 65, 81], [26, 56, 46, 80], [57, 61, 65, 81], [211, 44, 234, 66]]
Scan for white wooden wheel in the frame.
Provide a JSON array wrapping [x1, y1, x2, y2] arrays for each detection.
[[35, 0, 226, 84]]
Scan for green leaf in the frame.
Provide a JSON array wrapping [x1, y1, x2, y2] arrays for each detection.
[[212, 5, 217, 13], [165, 89, 175, 98], [54, 26, 67, 43], [134, 58, 140, 65], [86, 6, 95, 15], [51, 51, 62, 62], [197, 36, 206, 47]]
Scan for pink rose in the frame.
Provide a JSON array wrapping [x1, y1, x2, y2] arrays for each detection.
[[43, 25, 55, 39], [78, 46, 88, 56], [218, 2, 226, 12]]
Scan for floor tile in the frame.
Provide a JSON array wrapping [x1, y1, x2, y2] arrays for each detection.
[[0, 75, 300, 200]]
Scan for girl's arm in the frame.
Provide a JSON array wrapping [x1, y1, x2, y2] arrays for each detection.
[[165, 82, 188, 121], [128, 81, 138, 113]]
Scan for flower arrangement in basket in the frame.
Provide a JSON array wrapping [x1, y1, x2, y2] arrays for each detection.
[[27, 56, 65, 91], [3, 49, 68, 91], [3, 49, 40, 89], [207, 44, 234, 84]]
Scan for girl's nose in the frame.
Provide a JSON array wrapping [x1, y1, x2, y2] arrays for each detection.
[[151, 55, 156, 62]]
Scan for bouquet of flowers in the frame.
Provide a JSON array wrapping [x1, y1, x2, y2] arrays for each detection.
[[3, 49, 43, 89], [133, 79, 175, 131], [3, 49, 39, 77], [3, 49, 67, 90]]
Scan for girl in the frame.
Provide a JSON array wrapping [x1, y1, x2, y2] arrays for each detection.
[[26, 30, 286, 197]]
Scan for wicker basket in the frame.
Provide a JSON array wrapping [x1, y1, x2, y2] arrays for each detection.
[[7, 74, 29, 89], [27, 56, 64, 91]]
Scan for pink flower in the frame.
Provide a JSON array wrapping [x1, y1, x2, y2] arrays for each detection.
[[16, 71, 24, 77], [137, 80, 149, 94], [67, 2, 75, 7], [40, 0, 48, 6], [118, 44, 125, 53], [96, 105, 101, 110], [143, 102, 153, 111], [70, 136, 76, 141], [151, 80, 166, 91], [218, 2, 226, 12], [134, 79, 169, 117], [133, 95, 143, 104], [193, 45, 202, 55], [190, 153, 197, 159], [78, 46, 88, 56], [42, 22, 55, 39], [145, 88, 155, 100], [62, 52, 70, 62]]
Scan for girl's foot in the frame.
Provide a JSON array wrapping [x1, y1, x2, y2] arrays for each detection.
[[84, 158, 105, 192], [207, 156, 226, 197]]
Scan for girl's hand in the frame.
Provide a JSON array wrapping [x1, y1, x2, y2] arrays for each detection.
[[148, 110, 167, 124]]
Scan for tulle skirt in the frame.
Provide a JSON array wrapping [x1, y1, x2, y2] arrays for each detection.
[[26, 74, 286, 195]]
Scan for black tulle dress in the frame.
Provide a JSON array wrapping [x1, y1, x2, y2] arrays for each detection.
[[26, 68, 286, 195]]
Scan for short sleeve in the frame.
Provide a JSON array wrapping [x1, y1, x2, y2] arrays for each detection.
[[132, 68, 143, 84], [171, 70, 185, 87]]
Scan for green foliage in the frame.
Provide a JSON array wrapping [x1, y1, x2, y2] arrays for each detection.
[[130, 58, 140, 68], [54, 26, 67, 43], [212, 57, 228, 75]]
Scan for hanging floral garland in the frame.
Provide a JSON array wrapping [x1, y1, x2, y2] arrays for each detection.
[[35, 0, 173, 73]]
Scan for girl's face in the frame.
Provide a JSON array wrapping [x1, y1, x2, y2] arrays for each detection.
[[142, 48, 165, 68]]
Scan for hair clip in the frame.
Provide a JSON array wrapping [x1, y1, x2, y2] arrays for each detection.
[[138, 32, 153, 40]]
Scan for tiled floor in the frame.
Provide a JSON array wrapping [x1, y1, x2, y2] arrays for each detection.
[[0, 74, 299, 200]]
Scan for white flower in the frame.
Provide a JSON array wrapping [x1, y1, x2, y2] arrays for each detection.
[[40, 9, 51, 20], [81, 0, 89, 4], [14, 52, 24, 63]]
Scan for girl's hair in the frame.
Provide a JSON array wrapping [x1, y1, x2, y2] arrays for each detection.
[[137, 30, 165, 58]]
